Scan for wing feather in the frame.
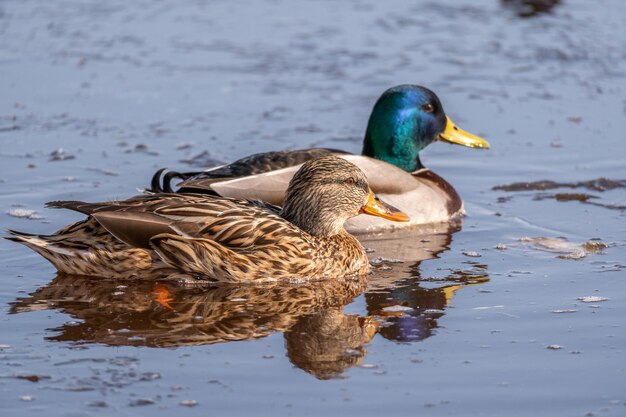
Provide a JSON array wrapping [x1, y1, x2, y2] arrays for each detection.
[[47, 193, 303, 252]]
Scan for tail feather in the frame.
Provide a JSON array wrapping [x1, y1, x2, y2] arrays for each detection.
[[5, 228, 37, 241], [6, 228, 154, 277], [6, 229, 48, 245], [150, 168, 190, 193], [5, 229, 78, 269]]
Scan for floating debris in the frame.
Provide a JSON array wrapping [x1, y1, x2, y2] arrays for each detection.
[[501, 0, 562, 18], [552, 309, 577, 314], [176, 142, 194, 150], [86, 400, 108, 408], [557, 193, 598, 202], [519, 237, 608, 260], [550, 138, 563, 148], [535, 192, 598, 202], [85, 167, 119, 176], [7, 208, 42, 220], [129, 398, 156, 407], [15, 374, 50, 383], [180, 151, 225, 167], [546, 344, 563, 350], [558, 251, 587, 260], [127, 143, 159, 156], [139, 372, 161, 381], [49, 148, 75, 161], [370, 257, 404, 266], [20, 395, 34, 401], [462, 251, 482, 258], [582, 240, 609, 252], [0, 124, 20, 132], [529, 193, 626, 211], [493, 178, 626, 192], [577, 296, 609, 303], [382, 305, 414, 313]]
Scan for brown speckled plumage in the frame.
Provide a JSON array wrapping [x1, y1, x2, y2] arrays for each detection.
[[8, 157, 404, 282]]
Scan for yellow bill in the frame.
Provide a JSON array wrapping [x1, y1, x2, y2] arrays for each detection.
[[439, 116, 490, 149], [360, 192, 410, 222]]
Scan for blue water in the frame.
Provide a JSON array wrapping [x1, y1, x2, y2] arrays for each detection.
[[1, 0, 625, 416]]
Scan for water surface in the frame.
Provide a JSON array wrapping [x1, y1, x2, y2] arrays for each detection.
[[1, 0, 625, 416]]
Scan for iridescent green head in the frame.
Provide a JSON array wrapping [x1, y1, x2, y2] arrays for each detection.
[[362, 85, 489, 172]]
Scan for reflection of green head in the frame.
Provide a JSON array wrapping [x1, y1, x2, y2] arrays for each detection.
[[362, 85, 449, 172]]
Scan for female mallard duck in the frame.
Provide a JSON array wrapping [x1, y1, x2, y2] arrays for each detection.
[[7, 157, 408, 282], [151, 85, 490, 233]]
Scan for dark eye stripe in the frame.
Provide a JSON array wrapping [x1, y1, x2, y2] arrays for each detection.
[[316, 178, 368, 191]]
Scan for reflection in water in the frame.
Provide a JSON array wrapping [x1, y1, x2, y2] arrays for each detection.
[[10, 274, 367, 347], [358, 221, 462, 265], [9, 223, 489, 379], [362, 223, 488, 343], [285, 310, 379, 380], [366, 267, 489, 343], [10, 273, 374, 378]]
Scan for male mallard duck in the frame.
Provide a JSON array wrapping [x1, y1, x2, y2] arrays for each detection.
[[7, 157, 408, 282], [151, 85, 490, 233]]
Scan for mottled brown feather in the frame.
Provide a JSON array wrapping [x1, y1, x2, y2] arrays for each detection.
[[8, 157, 384, 282]]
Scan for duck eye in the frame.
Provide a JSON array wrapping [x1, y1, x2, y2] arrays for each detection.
[[422, 103, 435, 113], [345, 177, 356, 186]]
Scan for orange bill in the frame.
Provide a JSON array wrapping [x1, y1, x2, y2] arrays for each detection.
[[360, 192, 410, 222]]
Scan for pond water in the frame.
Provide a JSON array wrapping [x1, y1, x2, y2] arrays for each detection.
[[1, 0, 625, 416]]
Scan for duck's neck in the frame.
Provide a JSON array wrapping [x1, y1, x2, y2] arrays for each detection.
[[362, 135, 424, 172], [280, 196, 348, 238], [361, 109, 430, 172]]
